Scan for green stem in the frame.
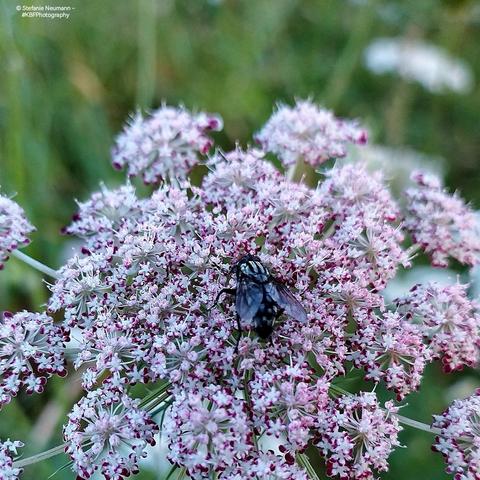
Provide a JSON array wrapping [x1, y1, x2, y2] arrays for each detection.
[[136, 0, 157, 108], [394, 414, 442, 436], [243, 371, 259, 451], [13, 444, 66, 469], [322, 0, 378, 109], [297, 453, 322, 480], [12, 250, 59, 279], [63, 348, 81, 360], [287, 163, 297, 182], [140, 381, 171, 410]]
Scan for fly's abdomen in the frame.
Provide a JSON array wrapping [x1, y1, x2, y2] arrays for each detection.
[[253, 294, 280, 338]]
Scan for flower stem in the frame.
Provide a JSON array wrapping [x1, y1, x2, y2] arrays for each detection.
[[287, 164, 297, 182], [12, 250, 59, 279], [140, 381, 171, 411], [63, 348, 81, 360], [297, 453, 322, 480], [322, 0, 378, 109], [13, 444, 65, 468], [286, 158, 309, 183], [394, 414, 442, 435]]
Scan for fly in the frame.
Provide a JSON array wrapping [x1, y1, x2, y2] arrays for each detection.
[[214, 254, 308, 342]]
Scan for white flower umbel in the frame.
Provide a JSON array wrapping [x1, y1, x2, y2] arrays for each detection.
[[364, 37, 474, 94]]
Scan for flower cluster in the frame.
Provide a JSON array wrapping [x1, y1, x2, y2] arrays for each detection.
[[111, 105, 222, 183], [165, 386, 252, 478], [54, 137, 409, 476], [255, 99, 367, 168], [63, 384, 158, 479], [223, 452, 309, 480], [432, 390, 480, 480], [3, 100, 480, 479], [317, 393, 401, 479], [350, 311, 430, 400], [396, 282, 480, 372], [0, 311, 68, 408], [0, 439, 23, 480], [0, 195, 35, 269], [62, 182, 143, 251], [364, 37, 474, 94], [404, 171, 480, 267]]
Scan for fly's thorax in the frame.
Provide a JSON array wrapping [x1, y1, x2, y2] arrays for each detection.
[[237, 256, 270, 283]]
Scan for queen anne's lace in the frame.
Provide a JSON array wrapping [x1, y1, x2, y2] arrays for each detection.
[[0, 311, 68, 408], [350, 311, 431, 400], [255, 99, 367, 168], [0, 439, 23, 480], [317, 393, 401, 480], [0, 195, 35, 269], [165, 386, 253, 478], [396, 282, 480, 372], [111, 105, 222, 183], [63, 384, 158, 479], [404, 171, 480, 267], [432, 390, 480, 480], [3, 101, 479, 479]]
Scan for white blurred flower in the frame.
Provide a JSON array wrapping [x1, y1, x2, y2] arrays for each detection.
[[364, 37, 474, 94]]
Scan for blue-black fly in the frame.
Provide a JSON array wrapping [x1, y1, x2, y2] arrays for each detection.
[[214, 254, 308, 340]]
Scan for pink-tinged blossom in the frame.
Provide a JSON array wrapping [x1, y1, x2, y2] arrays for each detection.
[[317, 393, 401, 480], [64, 384, 158, 480], [319, 163, 398, 221], [74, 323, 151, 390], [318, 163, 410, 290], [404, 171, 480, 267], [0, 195, 35, 270], [247, 364, 330, 451], [202, 148, 283, 208], [52, 122, 474, 478], [63, 183, 144, 251], [255, 99, 367, 168], [0, 439, 23, 480], [148, 327, 210, 384], [47, 249, 128, 328], [396, 282, 480, 372], [432, 390, 480, 480], [0, 311, 68, 409], [350, 311, 431, 399], [111, 105, 222, 183], [57, 145, 414, 411], [223, 451, 309, 480], [164, 386, 253, 479]]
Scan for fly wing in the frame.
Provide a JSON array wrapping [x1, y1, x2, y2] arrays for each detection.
[[235, 276, 263, 323], [266, 280, 308, 324]]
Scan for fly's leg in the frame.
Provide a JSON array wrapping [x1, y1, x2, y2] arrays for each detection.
[[208, 287, 236, 312], [234, 314, 243, 355]]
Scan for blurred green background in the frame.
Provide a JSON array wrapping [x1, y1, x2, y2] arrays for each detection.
[[0, 0, 479, 478]]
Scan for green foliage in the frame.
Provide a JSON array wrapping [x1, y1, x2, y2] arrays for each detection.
[[0, 0, 479, 478]]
